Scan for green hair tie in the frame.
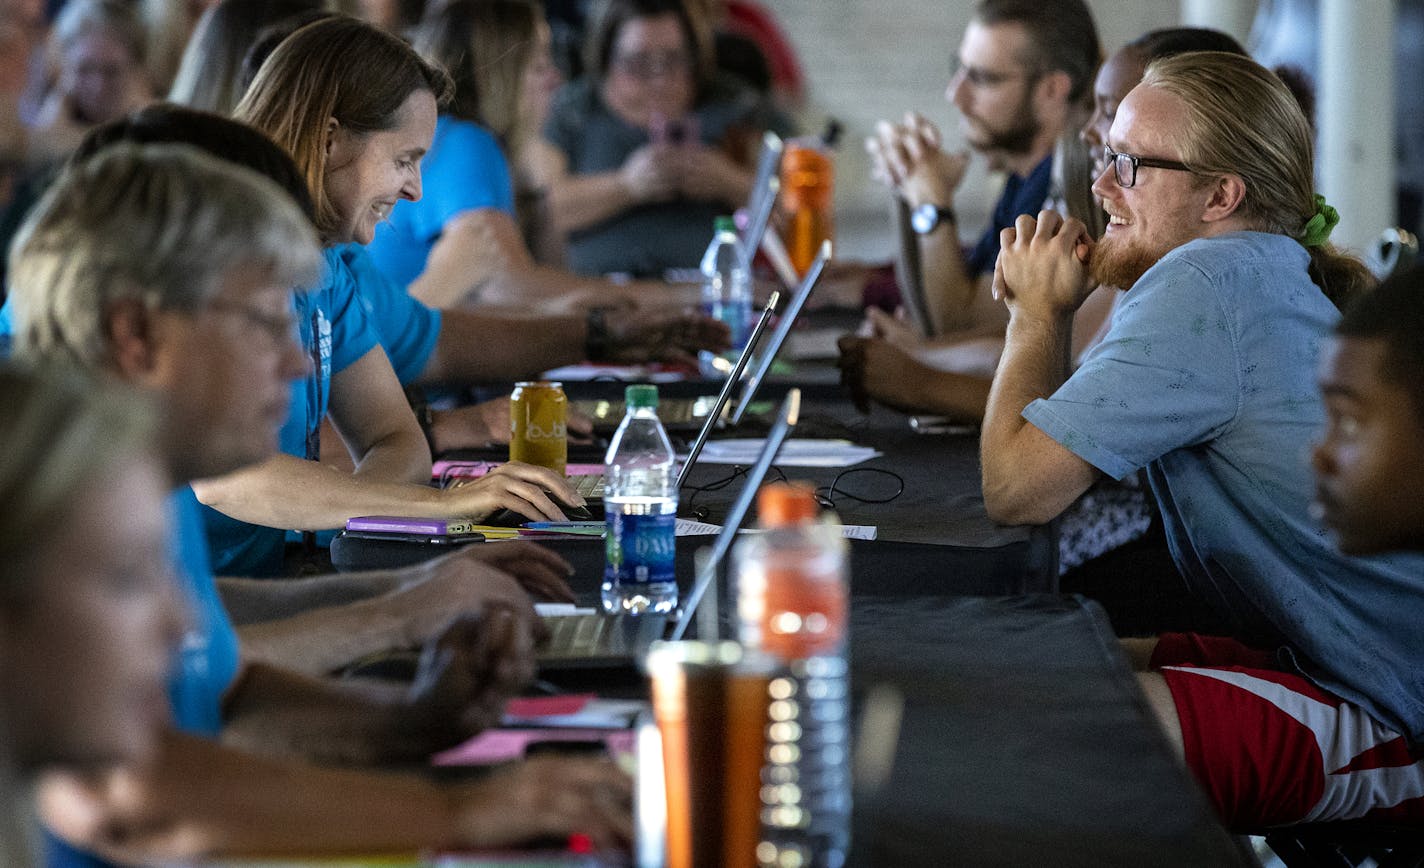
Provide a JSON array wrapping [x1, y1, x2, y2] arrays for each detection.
[[1301, 194, 1340, 248]]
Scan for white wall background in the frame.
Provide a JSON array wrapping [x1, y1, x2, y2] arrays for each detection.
[[760, 0, 1207, 259]]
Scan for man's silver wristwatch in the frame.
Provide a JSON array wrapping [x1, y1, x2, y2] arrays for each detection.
[[911, 202, 957, 235]]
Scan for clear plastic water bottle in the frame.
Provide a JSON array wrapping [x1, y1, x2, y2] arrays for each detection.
[[734, 483, 851, 868], [603, 384, 679, 614], [700, 215, 752, 355]]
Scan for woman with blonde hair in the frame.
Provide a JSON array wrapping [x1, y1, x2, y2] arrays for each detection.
[[0, 363, 184, 866], [209, 15, 719, 575]]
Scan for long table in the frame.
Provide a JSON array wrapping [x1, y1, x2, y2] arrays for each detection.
[[847, 595, 1252, 866]]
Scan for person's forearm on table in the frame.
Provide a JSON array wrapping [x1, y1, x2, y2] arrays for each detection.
[[915, 366, 996, 421], [39, 729, 460, 862], [476, 262, 700, 313], [191, 454, 454, 530], [419, 308, 586, 385], [220, 662, 445, 766], [980, 311, 1078, 524], [546, 171, 642, 234], [235, 594, 420, 677], [218, 571, 400, 624]]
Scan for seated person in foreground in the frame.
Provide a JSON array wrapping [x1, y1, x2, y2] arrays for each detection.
[[979, 51, 1423, 827], [542, 0, 786, 277], [0, 364, 183, 865], [24, 119, 585, 678], [12, 142, 629, 864]]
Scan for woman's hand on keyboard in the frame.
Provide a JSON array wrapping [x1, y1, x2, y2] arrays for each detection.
[[445, 461, 585, 522]]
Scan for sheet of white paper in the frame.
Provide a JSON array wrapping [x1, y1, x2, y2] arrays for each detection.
[[675, 520, 877, 540], [541, 364, 685, 383], [691, 438, 882, 468], [675, 518, 722, 536]]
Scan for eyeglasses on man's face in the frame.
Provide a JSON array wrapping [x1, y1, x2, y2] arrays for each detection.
[[1102, 146, 1195, 188], [950, 58, 1039, 90]]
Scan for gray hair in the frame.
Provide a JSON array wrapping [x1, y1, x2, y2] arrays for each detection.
[[8, 142, 321, 367], [0, 361, 157, 594]]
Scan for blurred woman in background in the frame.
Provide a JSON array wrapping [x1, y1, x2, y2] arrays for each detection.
[[542, 0, 785, 276], [27, 0, 153, 166]]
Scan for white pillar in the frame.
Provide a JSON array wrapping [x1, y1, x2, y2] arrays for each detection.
[[1180, 0, 1259, 45], [1318, 0, 1397, 254]]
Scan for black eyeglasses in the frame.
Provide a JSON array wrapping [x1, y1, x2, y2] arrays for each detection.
[[1103, 146, 1194, 188]]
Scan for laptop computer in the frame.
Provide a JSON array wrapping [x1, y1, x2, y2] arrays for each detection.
[[539, 387, 801, 667], [728, 239, 831, 425], [564, 288, 781, 503], [892, 197, 937, 339]]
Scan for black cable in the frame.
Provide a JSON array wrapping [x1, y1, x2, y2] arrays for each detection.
[[680, 463, 789, 509], [814, 467, 905, 510]]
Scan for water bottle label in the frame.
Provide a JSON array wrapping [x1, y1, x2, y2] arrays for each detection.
[[605, 511, 676, 585]]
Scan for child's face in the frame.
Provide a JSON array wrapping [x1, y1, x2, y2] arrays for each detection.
[[1311, 336, 1424, 554]]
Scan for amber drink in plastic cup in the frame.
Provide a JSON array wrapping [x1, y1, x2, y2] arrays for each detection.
[[646, 641, 771, 868]]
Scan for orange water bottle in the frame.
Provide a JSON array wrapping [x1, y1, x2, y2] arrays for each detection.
[[733, 482, 850, 866], [780, 138, 835, 278]]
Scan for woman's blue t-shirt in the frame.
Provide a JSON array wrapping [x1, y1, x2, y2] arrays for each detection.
[[200, 248, 381, 577]]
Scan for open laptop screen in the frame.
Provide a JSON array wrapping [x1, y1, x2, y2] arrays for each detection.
[[730, 241, 831, 425], [672, 387, 800, 639]]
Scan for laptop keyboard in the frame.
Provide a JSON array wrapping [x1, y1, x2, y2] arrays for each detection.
[[538, 611, 672, 664], [544, 613, 610, 657], [570, 474, 607, 500]]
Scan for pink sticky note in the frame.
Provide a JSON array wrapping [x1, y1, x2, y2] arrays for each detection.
[[432, 728, 637, 766], [504, 693, 596, 718]]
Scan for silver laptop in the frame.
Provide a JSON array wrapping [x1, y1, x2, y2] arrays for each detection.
[[569, 290, 782, 502], [729, 239, 832, 425], [892, 197, 937, 338], [539, 388, 802, 666]]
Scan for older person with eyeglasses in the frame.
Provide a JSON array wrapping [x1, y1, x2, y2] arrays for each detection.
[[541, 0, 787, 277]]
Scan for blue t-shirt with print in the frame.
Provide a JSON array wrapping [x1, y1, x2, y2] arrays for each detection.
[[46, 486, 241, 868], [964, 153, 1053, 277], [1023, 231, 1424, 742], [336, 243, 442, 385], [366, 116, 514, 289], [201, 248, 381, 577]]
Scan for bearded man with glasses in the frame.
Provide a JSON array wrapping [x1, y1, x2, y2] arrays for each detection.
[[979, 52, 1424, 829], [867, 0, 1101, 336]]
